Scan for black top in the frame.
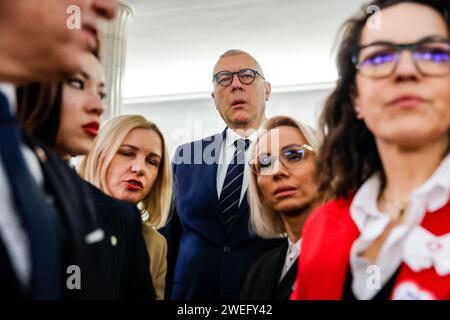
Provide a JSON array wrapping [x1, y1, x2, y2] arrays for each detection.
[[240, 242, 297, 300]]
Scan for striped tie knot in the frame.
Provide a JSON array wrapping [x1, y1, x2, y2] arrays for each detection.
[[232, 138, 250, 165], [234, 138, 250, 150]]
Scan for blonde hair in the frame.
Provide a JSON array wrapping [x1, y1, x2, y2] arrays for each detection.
[[248, 115, 323, 238], [79, 114, 172, 229]]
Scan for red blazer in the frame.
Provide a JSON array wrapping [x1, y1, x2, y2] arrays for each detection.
[[290, 197, 450, 300]]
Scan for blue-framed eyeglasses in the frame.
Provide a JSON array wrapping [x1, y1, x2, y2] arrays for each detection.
[[249, 144, 314, 176], [351, 37, 450, 79]]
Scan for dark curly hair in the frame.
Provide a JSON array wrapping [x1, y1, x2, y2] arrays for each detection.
[[317, 0, 450, 200]]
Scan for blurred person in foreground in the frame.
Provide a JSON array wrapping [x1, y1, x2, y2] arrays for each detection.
[[291, 0, 450, 300], [0, 0, 116, 299]]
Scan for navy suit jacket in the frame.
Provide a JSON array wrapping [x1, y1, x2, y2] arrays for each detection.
[[161, 129, 283, 300], [0, 138, 107, 299]]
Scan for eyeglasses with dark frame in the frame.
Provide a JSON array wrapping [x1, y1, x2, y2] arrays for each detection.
[[351, 37, 450, 79], [249, 144, 314, 176], [213, 68, 265, 86]]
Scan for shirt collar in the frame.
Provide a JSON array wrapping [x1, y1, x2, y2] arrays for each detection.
[[287, 238, 302, 254], [351, 173, 383, 230], [413, 152, 450, 212], [351, 152, 450, 230], [0, 83, 16, 114], [225, 127, 262, 149]]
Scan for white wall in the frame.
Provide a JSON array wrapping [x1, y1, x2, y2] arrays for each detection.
[[123, 83, 334, 157]]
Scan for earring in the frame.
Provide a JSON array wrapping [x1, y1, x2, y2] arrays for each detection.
[[354, 106, 363, 119]]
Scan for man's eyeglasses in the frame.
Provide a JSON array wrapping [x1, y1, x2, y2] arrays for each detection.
[[249, 144, 314, 176], [351, 38, 450, 79], [213, 68, 265, 86]]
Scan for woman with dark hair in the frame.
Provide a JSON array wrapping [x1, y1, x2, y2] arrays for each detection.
[[291, 0, 450, 300], [17, 82, 63, 149], [16, 44, 102, 151], [17, 51, 156, 300]]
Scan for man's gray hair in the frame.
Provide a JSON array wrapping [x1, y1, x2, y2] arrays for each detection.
[[214, 49, 265, 76]]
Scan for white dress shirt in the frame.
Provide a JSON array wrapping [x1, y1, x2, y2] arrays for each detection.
[[349, 153, 450, 300], [0, 83, 43, 286], [216, 127, 261, 205], [280, 238, 301, 282]]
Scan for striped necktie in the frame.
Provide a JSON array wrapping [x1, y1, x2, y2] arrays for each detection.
[[219, 138, 250, 227]]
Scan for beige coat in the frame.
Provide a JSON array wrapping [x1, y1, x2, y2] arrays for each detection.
[[142, 223, 167, 300]]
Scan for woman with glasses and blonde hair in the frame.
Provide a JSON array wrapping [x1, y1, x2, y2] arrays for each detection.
[[291, 0, 450, 300], [240, 115, 323, 300], [79, 114, 172, 300]]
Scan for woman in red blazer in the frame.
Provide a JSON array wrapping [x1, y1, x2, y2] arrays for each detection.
[[291, 0, 450, 300]]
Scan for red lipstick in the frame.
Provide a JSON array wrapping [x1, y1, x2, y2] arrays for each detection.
[[82, 121, 100, 137], [125, 179, 143, 191]]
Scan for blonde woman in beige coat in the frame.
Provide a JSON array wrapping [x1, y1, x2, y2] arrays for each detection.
[[80, 114, 172, 300]]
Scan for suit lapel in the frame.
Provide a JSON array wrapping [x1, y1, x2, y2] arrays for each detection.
[[85, 181, 115, 220], [25, 137, 98, 260], [260, 243, 288, 299], [23, 136, 86, 233], [205, 129, 226, 225], [277, 257, 298, 300], [301, 198, 359, 299], [0, 235, 28, 298], [23, 136, 109, 299], [326, 208, 359, 299], [39, 152, 86, 237]]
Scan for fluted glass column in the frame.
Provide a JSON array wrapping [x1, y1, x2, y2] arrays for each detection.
[[99, 0, 135, 121]]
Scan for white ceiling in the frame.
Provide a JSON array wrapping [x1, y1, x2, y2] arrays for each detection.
[[124, 0, 368, 99]]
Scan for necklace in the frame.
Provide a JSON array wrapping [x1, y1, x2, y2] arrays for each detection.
[[380, 193, 410, 220]]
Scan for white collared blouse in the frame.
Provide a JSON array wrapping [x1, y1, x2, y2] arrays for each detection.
[[349, 153, 450, 299]]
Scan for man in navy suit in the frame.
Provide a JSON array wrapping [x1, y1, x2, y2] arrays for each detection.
[[162, 49, 284, 300]]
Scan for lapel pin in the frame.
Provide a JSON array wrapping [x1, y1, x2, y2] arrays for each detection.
[[85, 229, 104, 244], [34, 147, 47, 163]]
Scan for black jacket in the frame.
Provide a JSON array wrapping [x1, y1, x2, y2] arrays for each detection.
[[85, 182, 156, 299], [0, 136, 156, 299], [240, 242, 297, 300], [1, 139, 106, 299]]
